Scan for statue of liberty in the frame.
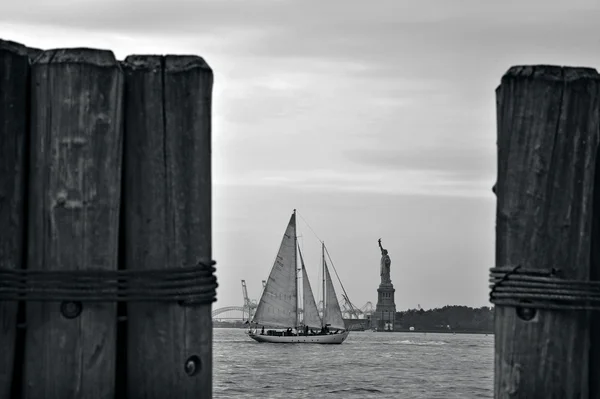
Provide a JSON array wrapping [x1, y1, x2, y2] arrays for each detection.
[[378, 238, 391, 284]]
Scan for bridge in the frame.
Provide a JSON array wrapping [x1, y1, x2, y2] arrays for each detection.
[[211, 306, 250, 321]]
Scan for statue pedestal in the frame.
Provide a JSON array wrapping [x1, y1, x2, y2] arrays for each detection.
[[372, 282, 396, 331]]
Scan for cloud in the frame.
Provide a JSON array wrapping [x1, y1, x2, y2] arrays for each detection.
[[215, 167, 495, 199], [7, 0, 598, 79], [345, 146, 496, 176], [4, 0, 589, 201]]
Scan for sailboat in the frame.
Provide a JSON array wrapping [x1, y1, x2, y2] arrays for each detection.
[[247, 210, 350, 344]]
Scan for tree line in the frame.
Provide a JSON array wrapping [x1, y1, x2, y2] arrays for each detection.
[[394, 305, 494, 333]]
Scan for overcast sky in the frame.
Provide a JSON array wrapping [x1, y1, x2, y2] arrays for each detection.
[[2, 0, 600, 312]]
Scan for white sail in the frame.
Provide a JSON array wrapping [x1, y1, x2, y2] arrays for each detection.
[[323, 259, 346, 330], [299, 248, 322, 329], [252, 213, 298, 328]]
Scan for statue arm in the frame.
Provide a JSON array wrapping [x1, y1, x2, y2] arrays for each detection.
[[378, 238, 384, 252]]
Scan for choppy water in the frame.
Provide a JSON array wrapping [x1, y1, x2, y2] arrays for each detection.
[[214, 328, 493, 399]]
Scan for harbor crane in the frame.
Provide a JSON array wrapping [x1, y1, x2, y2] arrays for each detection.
[[241, 280, 258, 321]]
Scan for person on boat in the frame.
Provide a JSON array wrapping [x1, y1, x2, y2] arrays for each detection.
[[261, 326, 265, 335]]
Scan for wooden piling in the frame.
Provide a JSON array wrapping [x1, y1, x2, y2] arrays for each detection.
[[0, 39, 38, 399], [494, 66, 600, 398], [121, 55, 213, 398], [23, 48, 124, 399]]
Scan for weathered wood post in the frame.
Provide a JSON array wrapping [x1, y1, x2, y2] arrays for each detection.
[[0, 39, 38, 399], [24, 48, 124, 398], [122, 55, 214, 398], [492, 66, 600, 398]]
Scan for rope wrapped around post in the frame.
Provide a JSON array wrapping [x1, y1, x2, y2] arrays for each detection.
[[0, 260, 217, 305], [490, 265, 600, 311]]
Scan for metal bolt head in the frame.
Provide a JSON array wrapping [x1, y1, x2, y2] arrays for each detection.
[[185, 355, 201, 376], [516, 304, 536, 321], [60, 301, 83, 319]]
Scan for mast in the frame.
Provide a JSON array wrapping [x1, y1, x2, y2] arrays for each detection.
[[322, 241, 326, 327], [294, 209, 298, 330]]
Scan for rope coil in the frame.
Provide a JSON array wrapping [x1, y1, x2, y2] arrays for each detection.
[[490, 265, 600, 311], [0, 260, 218, 305]]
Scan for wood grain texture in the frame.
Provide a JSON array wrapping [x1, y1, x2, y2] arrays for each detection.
[[591, 115, 600, 399], [0, 39, 37, 399], [122, 54, 213, 399], [495, 65, 600, 399], [24, 48, 124, 399]]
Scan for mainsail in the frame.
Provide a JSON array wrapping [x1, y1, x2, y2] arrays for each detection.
[[298, 247, 322, 328], [323, 258, 346, 330], [252, 213, 298, 328]]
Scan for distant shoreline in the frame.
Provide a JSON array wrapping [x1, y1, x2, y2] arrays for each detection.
[[373, 330, 492, 335]]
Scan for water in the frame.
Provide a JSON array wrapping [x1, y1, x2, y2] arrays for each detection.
[[214, 328, 494, 399]]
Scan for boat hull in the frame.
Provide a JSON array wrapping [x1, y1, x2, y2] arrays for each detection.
[[248, 331, 349, 344]]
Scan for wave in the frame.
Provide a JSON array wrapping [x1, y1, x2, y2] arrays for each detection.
[[396, 340, 447, 346], [214, 340, 254, 344], [328, 387, 383, 394]]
